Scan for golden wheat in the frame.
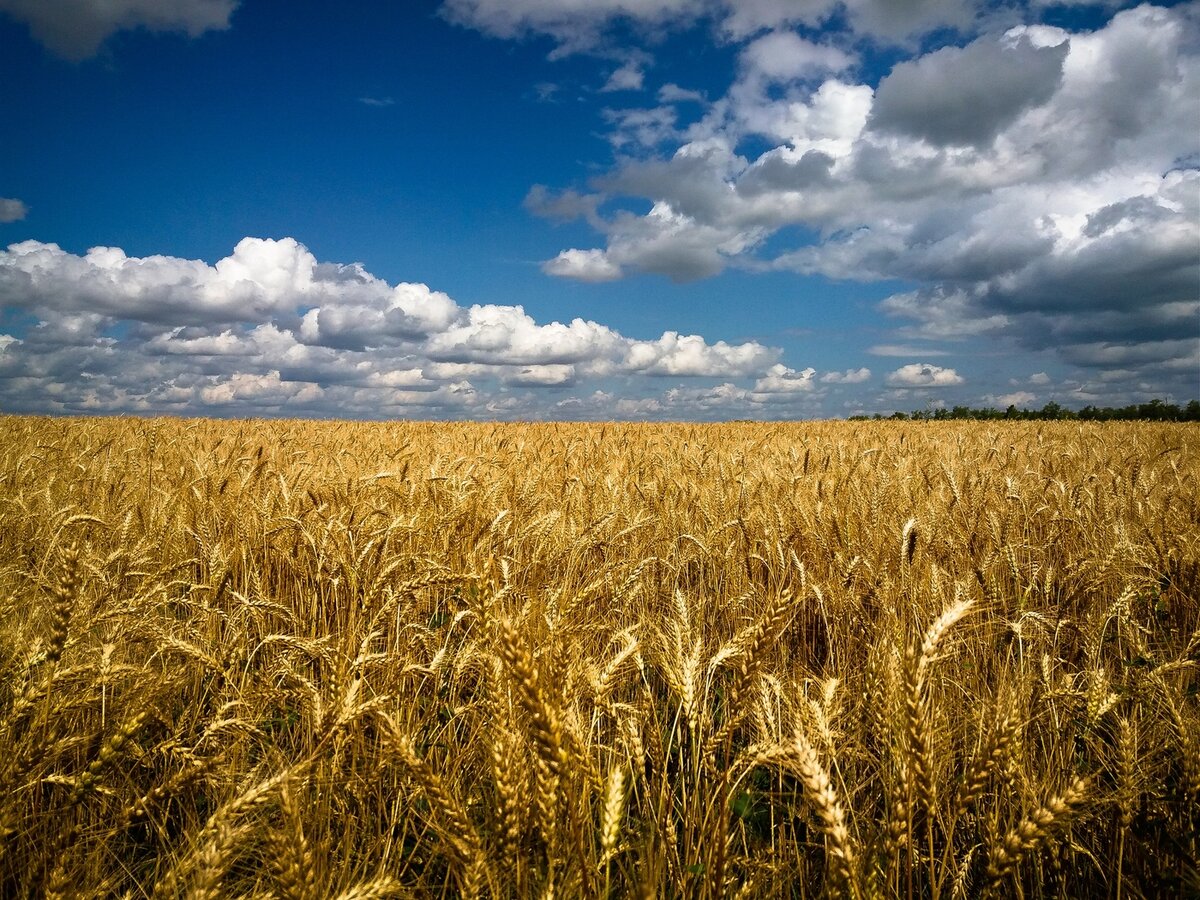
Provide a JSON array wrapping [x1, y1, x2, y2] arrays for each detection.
[[0, 416, 1194, 897]]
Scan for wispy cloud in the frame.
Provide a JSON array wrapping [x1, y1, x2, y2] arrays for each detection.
[[868, 344, 951, 358], [657, 83, 705, 104], [358, 96, 395, 108], [600, 55, 648, 93], [531, 82, 559, 103]]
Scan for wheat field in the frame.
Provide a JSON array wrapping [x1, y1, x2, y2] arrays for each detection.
[[0, 416, 1196, 898]]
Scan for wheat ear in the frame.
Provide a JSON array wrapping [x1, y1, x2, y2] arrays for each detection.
[[271, 780, 319, 900], [600, 763, 626, 864], [790, 731, 858, 898], [495, 617, 568, 840], [907, 596, 975, 811], [985, 777, 1088, 887], [46, 543, 82, 668]]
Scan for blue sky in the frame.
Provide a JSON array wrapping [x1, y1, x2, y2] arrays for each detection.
[[0, 0, 1195, 419]]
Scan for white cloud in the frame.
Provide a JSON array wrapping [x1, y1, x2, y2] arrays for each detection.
[[200, 370, 323, 407], [424, 304, 620, 365], [146, 327, 250, 356], [726, 0, 981, 43], [621, 331, 777, 376], [885, 363, 965, 387], [541, 248, 623, 282], [504, 364, 576, 386], [540, 6, 1196, 399], [547, 378, 824, 421], [1029, 372, 1051, 385], [658, 83, 706, 104], [719, 0, 835, 39], [0, 0, 236, 61], [0, 236, 797, 418], [441, 0, 980, 51], [0, 238, 293, 324], [820, 367, 871, 383], [878, 290, 1011, 340], [740, 31, 854, 83], [995, 390, 1036, 406], [0, 198, 28, 223], [602, 105, 680, 150], [753, 363, 818, 393], [440, 0, 706, 54], [735, 76, 874, 152], [601, 58, 647, 92]]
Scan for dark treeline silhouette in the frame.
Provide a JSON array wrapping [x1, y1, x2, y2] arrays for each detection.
[[850, 398, 1200, 422]]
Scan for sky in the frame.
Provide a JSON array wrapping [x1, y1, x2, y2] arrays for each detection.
[[0, 0, 1196, 420]]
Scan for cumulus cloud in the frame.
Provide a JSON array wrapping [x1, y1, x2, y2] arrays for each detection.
[[0, 236, 800, 418], [995, 390, 1037, 406], [740, 30, 855, 82], [0, 0, 236, 61], [885, 363, 965, 387], [424, 305, 620, 365], [820, 367, 871, 383], [0, 236, 318, 326], [199, 370, 323, 407], [504, 364, 576, 386], [622, 331, 777, 376], [753, 364, 817, 393], [526, 6, 1196, 401], [0, 199, 28, 223], [541, 248, 623, 282]]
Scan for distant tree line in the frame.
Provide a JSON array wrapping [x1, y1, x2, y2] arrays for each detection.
[[850, 398, 1200, 422]]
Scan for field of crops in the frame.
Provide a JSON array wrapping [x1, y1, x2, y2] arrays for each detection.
[[0, 416, 1196, 898]]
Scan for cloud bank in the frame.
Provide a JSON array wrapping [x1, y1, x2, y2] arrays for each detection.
[[0, 236, 876, 419]]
